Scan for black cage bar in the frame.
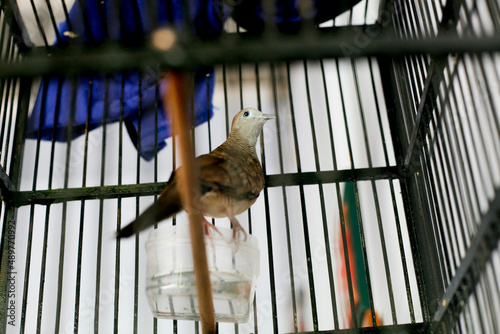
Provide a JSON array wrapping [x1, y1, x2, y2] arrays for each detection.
[[0, 0, 498, 333]]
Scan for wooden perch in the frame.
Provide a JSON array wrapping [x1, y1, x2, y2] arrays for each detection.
[[163, 71, 215, 334]]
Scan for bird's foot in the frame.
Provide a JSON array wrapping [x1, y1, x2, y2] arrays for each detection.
[[232, 224, 248, 243], [203, 218, 221, 237], [226, 209, 248, 251], [230, 225, 247, 252], [233, 225, 248, 247], [203, 218, 222, 248]]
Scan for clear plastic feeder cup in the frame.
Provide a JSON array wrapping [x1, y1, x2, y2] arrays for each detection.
[[145, 225, 260, 323]]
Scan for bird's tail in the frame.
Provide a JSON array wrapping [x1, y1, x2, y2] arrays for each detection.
[[116, 184, 182, 238]]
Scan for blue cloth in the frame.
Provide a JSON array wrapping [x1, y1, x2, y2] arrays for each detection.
[[29, 69, 214, 160], [27, 0, 229, 160]]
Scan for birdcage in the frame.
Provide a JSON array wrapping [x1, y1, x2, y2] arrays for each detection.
[[0, 0, 499, 333]]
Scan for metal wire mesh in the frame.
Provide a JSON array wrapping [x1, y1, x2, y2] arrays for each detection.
[[0, 0, 498, 333]]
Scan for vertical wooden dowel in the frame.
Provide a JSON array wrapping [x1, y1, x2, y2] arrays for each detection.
[[163, 71, 215, 334]]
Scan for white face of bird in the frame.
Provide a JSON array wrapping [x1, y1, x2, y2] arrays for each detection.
[[230, 107, 276, 146], [231, 107, 276, 130]]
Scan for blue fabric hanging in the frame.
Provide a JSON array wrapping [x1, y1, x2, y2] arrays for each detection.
[[27, 0, 229, 160]]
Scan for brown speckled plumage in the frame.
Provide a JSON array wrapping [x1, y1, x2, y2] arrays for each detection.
[[117, 107, 275, 239]]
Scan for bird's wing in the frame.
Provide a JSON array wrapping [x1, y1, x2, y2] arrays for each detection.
[[196, 151, 264, 201]]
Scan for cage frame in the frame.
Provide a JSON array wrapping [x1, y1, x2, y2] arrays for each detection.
[[0, 0, 498, 333]]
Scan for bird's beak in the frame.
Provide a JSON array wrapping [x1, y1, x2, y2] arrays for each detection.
[[262, 113, 276, 119]]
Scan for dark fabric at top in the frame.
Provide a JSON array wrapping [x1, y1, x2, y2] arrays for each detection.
[[232, 0, 363, 34]]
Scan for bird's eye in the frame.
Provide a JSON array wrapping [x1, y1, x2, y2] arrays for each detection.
[[243, 111, 250, 117]]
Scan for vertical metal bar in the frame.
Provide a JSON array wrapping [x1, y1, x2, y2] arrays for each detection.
[[486, 0, 500, 28], [459, 0, 500, 176], [36, 208, 51, 334], [404, 69, 452, 285], [206, 72, 212, 152], [468, 53, 500, 166], [304, 58, 337, 330], [237, 63, 243, 110], [242, 64, 255, 326], [423, 96, 463, 279], [419, 142, 453, 281], [152, 68, 159, 334], [94, 193, 105, 334], [377, 55, 438, 322], [333, 58, 358, 326], [107, 75, 119, 334], [0, 33, 15, 163], [60, 0, 73, 31], [352, 180, 378, 326], [194, 107, 208, 334], [284, 60, 305, 331], [244, 62, 275, 334], [338, 62, 372, 333], [389, 177, 417, 322], [369, 55, 416, 322], [0, 75, 30, 333], [462, 299, 472, 333], [73, 77, 93, 334], [21, 70, 48, 334], [28, 0, 50, 47], [319, 59, 338, 169], [248, 62, 269, 334], [352, 58, 394, 325], [73, 77, 92, 334], [319, 58, 340, 329], [440, 61, 475, 240], [480, 273, 498, 332], [270, 61, 298, 332], [256, 65, 276, 334], [54, 76, 77, 333], [396, 3, 426, 128], [74, 0, 96, 41], [446, 57, 482, 234], [471, 290, 487, 333], [408, 0, 431, 82], [114, 198, 121, 334], [2, 51, 19, 169], [286, 60, 319, 331], [413, 0, 431, 38], [459, 56, 496, 197], [43, 0, 62, 43], [468, 0, 500, 148], [487, 261, 500, 329], [253, 62, 264, 235], [133, 72, 143, 334], [429, 89, 465, 269], [222, 64, 230, 137], [0, 13, 9, 58], [36, 75, 62, 333], [46, 78, 64, 192]]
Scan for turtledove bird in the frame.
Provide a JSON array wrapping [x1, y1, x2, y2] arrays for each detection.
[[117, 107, 275, 240]]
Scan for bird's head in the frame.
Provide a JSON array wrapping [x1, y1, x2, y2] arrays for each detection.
[[230, 108, 276, 147]]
